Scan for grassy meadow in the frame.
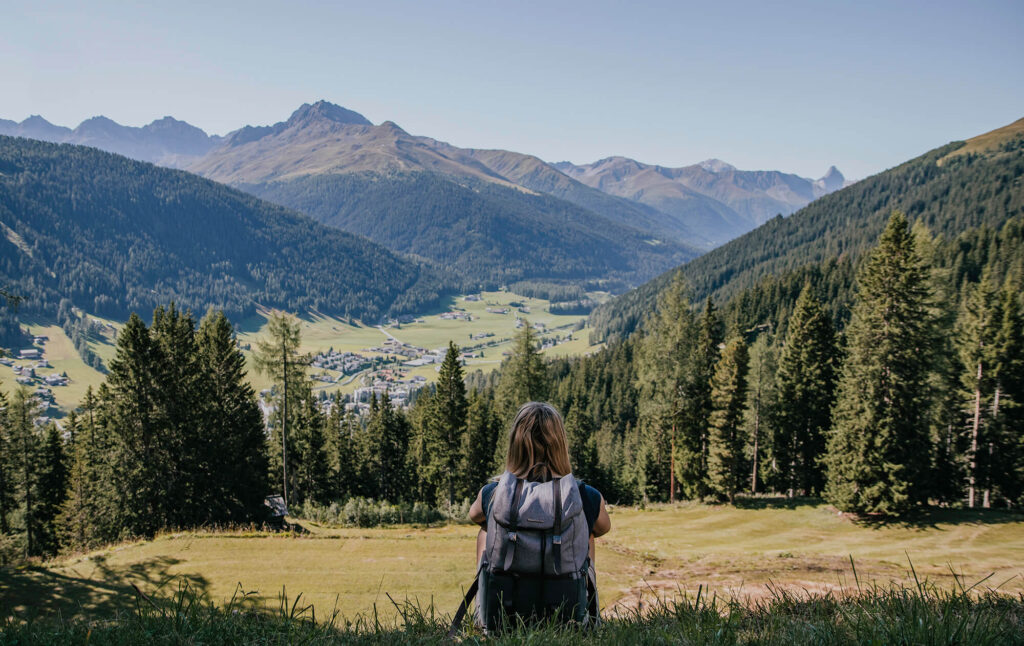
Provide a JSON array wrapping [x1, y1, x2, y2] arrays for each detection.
[[7, 290, 601, 414], [3, 502, 1021, 624]]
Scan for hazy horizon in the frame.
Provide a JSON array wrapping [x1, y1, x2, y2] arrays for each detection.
[[3, 0, 1022, 179]]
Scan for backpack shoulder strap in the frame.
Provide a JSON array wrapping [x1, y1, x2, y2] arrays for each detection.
[[551, 476, 563, 574], [446, 574, 480, 639], [499, 476, 524, 571]]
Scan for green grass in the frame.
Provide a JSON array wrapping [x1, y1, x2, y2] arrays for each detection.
[[3, 502, 1020, 626], [3, 571, 1022, 644]]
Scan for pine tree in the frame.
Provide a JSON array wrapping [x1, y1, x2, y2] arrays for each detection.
[[105, 313, 165, 535], [989, 285, 1024, 505], [680, 297, 723, 499], [35, 423, 67, 555], [324, 394, 358, 500], [291, 392, 331, 506], [461, 390, 499, 497], [774, 285, 838, 496], [565, 403, 598, 482], [743, 334, 777, 495], [824, 212, 937, 515], [635, 272, 695, 501], [9, 387, 40, 557], [429, 342, 468, 505], [253, 312, 310, 510], [196, 310, 269, 521], [955, 276, 1002, 507], [0, 389, 11, 536], [150, 304, 203, 527], [707, 336, 750, 503], [494, 323, 548, 467]]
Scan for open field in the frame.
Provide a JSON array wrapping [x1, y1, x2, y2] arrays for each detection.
[[4, 291, 601, 414], [3, 502, 1021, 623]]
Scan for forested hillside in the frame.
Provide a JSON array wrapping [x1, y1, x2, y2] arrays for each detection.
[[0, 137, 448, 322], [241, 171, 699, 286], [591, 131, 1024, 343]]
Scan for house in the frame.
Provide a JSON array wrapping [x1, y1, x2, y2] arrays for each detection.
[[16, 376, 33, 385], [19, 348, 41, 360], [44, 374, 67, 386], [464, 294, 482, 302]]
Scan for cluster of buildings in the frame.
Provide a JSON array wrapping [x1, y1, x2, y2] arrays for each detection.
[[440, 311, 472, 321], [311, 349, 372, 376], [350, 368, 428, 411], [3, 337, 70, 388]]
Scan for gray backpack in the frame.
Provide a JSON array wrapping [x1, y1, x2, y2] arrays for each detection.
[[449, 470, 599, 636]]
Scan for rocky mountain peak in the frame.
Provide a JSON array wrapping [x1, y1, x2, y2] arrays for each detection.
[[286, 100, 372, 128]]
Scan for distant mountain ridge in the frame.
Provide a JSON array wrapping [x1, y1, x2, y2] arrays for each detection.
[[554, 156, 846, 244], [2, 101, 846, 250], [0, 114, 221, 167]]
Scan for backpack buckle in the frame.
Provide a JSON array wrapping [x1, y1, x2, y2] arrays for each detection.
[[553, 534, 561, 545], [509, 531, 517, 543]]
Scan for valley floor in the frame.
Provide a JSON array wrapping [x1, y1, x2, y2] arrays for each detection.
[[3, 501, 1021, 622]]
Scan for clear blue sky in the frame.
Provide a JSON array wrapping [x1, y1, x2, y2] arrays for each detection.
[[3, 0, 1022, 179]]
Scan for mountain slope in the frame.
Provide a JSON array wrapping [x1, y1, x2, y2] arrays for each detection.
[[589, 119, 1024, 343], [240, 170, 698, 287], [0, 136, 447, 321], [0, 115, 221, 167], [555, 157, 845, 244]]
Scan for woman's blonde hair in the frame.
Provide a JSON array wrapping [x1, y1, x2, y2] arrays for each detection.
[[505, 401, 572, 481]]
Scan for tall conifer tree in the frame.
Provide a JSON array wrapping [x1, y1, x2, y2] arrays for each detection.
[[824, 212, 936, 515], [774, 285, 837, 496], [429, 342, 469, 505], [707, 336, 750, 502]]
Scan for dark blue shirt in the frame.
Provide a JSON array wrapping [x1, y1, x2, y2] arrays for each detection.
[[480, 479, 602, 535]]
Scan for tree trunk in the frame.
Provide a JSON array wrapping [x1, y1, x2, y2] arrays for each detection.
[[968, 360, 982, 508], [669, 428, 675, 503], [282, 339, 289, 511]]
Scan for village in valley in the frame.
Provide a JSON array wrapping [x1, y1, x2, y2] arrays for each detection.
[[255, 291, 593, 418], [0, 335, 68, 428]]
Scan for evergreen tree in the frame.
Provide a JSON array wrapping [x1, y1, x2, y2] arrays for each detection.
[[565, 403, 598, 482], [196, 310, 269, 521], [253, 312, 310, 509], [291, 393, 331, 505], [428, 342, 468, 505], [149, 304, 203, 527], [773, 285, 838, 496], [8, 387, 40, 557], [989, 285, 1024, 505], [743, 334, 777, 495], [323, 394, 358, 500], [707, 337, 750, 503], [105, 313, 165, 536], [824, 212, 937, 515], [0, 389, 11, 536], [635, 272, 695, 501], [679, 297, 723, 499], [955, 276, 1002, 507], [494, 323, 548, 467], [35, 424, 67, 555], [461, 390, 499, 496]]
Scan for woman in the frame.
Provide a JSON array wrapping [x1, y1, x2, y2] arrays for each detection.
[[469, 401, 611, 566]]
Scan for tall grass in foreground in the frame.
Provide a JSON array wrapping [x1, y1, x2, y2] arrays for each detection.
[[3, 571, 1022, 645]]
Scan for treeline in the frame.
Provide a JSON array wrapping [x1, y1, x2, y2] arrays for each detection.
[[57, 299, 105, 371], [507, 281, 586, 302], [542, 213, 1024, 513], [0, 307, 268, 560], [0, 136, 449, 326], [591, 136, 1024, 343]]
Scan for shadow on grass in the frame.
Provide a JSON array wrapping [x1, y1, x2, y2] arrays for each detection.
[[852, 506, 1024, 530], [732, 496, 822, 510], [0, 555, 209, 620]]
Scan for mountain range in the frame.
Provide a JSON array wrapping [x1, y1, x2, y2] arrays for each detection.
[[1, 101, 848, 261], [589, 116, 1024, 343]]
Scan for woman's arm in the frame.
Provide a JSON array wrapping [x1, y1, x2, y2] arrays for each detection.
[[592, 495, 611, 538], [469, 489, 486, 527]]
